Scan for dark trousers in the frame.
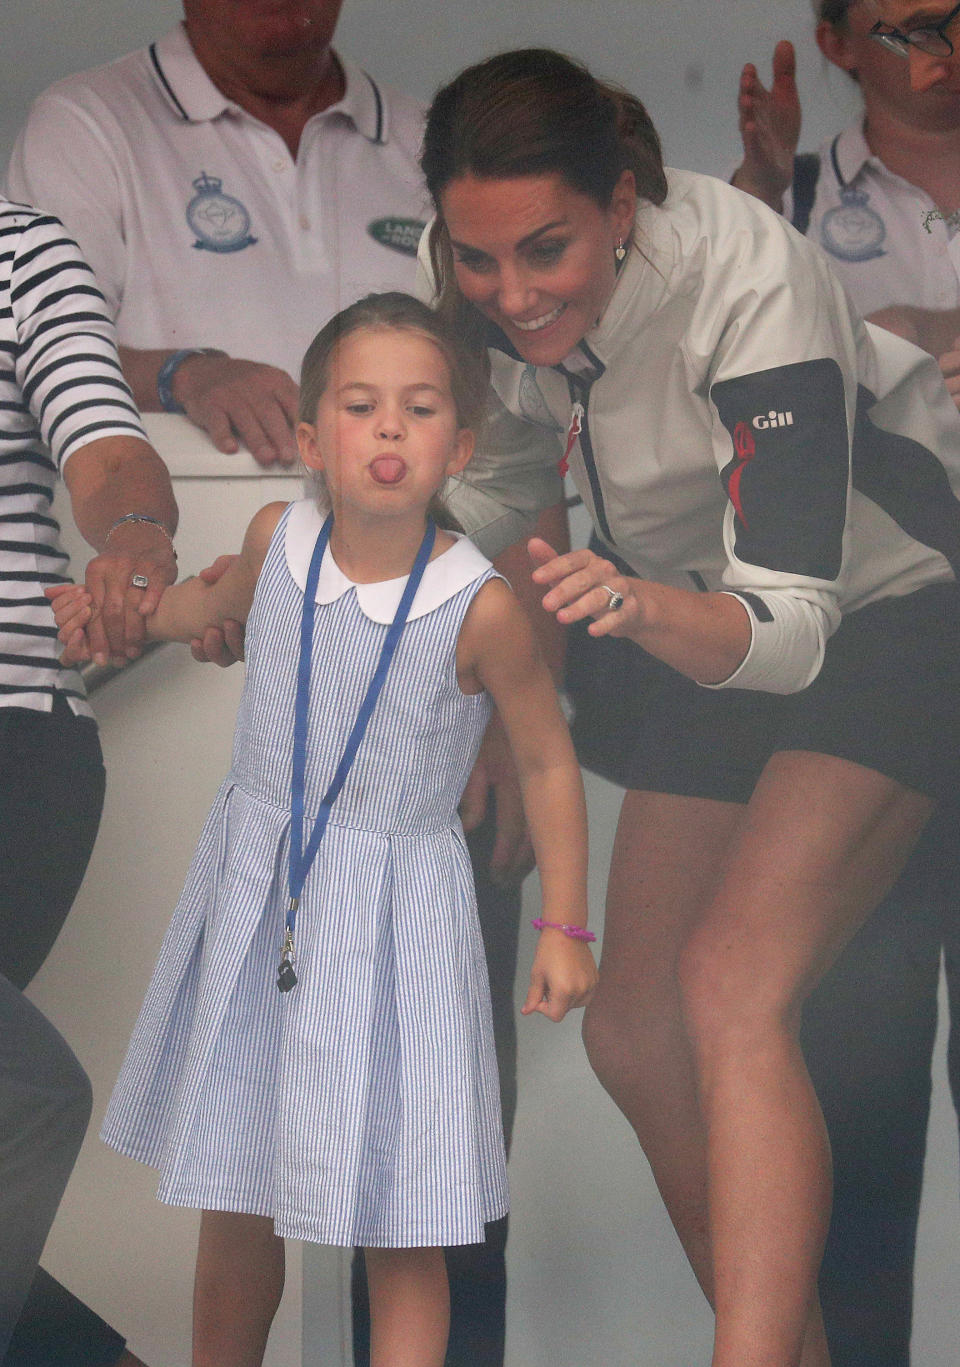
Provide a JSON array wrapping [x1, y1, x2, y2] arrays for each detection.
[[351, 810, 522, 1367], [802, 803, 960, 1367], [0, 698, 125, 1367]]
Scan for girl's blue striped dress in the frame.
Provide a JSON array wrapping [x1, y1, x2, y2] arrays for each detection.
[[101, 499, 509, 1248]]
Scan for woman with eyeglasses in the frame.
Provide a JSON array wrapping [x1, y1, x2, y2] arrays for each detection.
[[732, 9, 960, 1363], [420, 45, 960, 1367]]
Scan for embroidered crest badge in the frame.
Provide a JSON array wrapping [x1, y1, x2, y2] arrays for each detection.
[[820, 187, 886, 263], [186, 172, 258, 253]]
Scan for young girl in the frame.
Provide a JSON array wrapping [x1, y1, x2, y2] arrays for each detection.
[[49, 292, 596, 1367]]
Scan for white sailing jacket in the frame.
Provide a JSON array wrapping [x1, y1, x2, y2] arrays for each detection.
[[423, 169, 960, 694]]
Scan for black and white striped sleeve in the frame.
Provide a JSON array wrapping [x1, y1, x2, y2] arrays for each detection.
[[10, 210, 145, 468]]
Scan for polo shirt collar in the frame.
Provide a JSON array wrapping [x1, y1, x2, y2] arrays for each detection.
[[149, 24, 233, 123], [148, 24, 389, 143], [331, 55, 390, 145], [830, 123, 875, 188]]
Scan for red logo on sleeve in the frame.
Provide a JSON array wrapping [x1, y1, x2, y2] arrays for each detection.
[[729, 421, 756, 529]]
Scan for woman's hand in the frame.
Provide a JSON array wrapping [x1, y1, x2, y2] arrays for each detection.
[[528, 537, 648, 639], [522, 930, 597, 1022], [731, 40, 801, 212], [81, 535, 177, 667], [529, 537, 752, 682]]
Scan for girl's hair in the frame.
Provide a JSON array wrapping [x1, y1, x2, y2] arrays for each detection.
[[420, 48, 668, 350], [298, 292, 489, 530]]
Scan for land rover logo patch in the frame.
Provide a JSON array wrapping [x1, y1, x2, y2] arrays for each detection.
[[368, 218, 426, 257]]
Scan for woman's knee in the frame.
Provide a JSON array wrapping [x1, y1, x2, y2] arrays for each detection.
[[677, 920, 799, 1072]]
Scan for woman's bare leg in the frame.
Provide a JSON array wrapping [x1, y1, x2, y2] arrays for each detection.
[[583, 782, 898, 1366], [192, 1211, 285, 1367], [582, 789, 740, 1298], [678, 752, 933, 1367], [364, 1246, 449, 1367]]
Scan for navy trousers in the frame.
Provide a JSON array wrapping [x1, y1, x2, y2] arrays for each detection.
[[0, 698, 125, 1367], [802, 803, 960, 1367]]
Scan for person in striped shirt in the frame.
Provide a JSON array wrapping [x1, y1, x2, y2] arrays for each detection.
[[0, 196, 177, 1367]]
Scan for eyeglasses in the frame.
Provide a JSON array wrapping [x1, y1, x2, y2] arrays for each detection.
[[867, 1, 960, 57]]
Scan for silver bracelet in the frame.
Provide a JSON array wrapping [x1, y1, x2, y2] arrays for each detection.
[[104, 513, 177, 557]]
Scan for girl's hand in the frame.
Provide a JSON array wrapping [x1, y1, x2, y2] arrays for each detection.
[[189, 554, 246, 666], [45, 583, 95, 664], [522, 929, 597, 1023], [528, 538, 648, 640]]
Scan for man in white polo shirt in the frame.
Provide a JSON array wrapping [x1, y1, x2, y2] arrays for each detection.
[[7, 0, 429, 468], [6, 6, 527, 1365]]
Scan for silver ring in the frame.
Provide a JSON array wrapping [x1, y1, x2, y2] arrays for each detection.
[[600, 584, 624, 613], [130, 573, 149, 590]]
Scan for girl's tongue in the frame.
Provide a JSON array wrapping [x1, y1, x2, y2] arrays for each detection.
[[370, 456, 406, 485]]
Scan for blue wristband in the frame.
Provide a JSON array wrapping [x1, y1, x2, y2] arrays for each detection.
[[156, 347, 223, 414]]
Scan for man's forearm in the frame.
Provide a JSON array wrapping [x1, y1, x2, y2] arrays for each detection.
[[867, 304, 960, 357]]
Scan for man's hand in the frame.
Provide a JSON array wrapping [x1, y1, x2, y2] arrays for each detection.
[[940, 335, 960, 411], [459, 712, 535, 885], [172, 354, 300, 467], [732, 40, 802, 212]]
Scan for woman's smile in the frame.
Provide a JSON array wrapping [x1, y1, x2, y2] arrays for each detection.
[[441, 170, 635, 366], [513, 304, 567, 332]]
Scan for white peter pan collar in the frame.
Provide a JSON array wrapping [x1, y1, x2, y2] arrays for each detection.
[[284, 499, 494, 623]]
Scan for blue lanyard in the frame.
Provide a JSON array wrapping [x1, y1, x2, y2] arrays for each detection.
[[278, 513, 437, 992]]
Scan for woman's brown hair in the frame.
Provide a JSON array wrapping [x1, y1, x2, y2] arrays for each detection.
[[420, 48, 669, 350]]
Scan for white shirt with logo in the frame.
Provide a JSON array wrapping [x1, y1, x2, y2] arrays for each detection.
[[426, 169, 960, 694], [5, 25, 430, 380], [786, 123, 960, 317]]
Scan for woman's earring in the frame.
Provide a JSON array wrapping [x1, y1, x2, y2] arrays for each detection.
[[615, 237, 627, 263]]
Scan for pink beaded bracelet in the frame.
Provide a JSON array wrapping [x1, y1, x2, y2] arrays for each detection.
[[532, 918, 596, 943]]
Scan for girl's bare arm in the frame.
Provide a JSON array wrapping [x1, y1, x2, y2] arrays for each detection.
[[143, 501, 287, 643]]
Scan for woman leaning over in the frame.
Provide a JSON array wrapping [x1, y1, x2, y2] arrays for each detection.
[[418, 47, 960, 1367]]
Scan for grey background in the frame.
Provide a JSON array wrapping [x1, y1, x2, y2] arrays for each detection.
[[3, 1, 860, 169]]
